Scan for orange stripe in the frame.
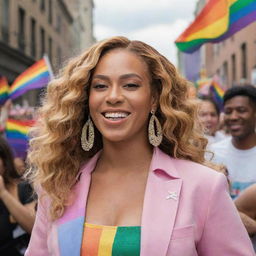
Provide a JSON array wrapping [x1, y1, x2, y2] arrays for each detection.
[[177, 0, 229, 41], [81, 225, 103, 256]]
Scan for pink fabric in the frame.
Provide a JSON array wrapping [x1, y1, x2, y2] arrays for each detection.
[[25, 147, 255, 256]]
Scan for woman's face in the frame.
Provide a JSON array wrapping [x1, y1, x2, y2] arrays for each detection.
[[89, 49, 155, 145], [198, 101, 219, 136]]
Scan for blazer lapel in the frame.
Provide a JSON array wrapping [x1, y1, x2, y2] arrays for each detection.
[[56, 152, 101, 256], [140, 148, 182, 256]]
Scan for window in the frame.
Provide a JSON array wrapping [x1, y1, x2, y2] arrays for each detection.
[[18, 7, 25, 52], [222, 61, 228, 86], [48, 0, 52, 24], [57, 46, 61, 67], [56, 15, 61, 34], [31, 18, 36, 57], [48, 37, 52, 62], [1, 0, 9, 42], [40, 27, 45, 57], [241, 43, 247, 79], [40, 0, 45, 11], [231, 54, 236, 83]]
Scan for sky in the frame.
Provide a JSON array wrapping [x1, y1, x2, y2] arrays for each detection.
[[93, 0, 198, 67]]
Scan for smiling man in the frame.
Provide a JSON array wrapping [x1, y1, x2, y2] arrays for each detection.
[[210, 85, 256, 199]]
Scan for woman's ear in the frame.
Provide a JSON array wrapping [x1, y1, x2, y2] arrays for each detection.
[[151, 91, 159, 112]]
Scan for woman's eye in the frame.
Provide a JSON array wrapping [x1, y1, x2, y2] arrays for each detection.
[[92, 84, 107, 89], [124, 83, 140, 89]]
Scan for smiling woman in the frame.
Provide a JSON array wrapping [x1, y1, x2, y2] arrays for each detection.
[[25, 37, 254, 256]]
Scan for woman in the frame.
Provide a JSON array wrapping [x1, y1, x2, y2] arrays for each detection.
[[25, 37, 254, 255], [0, 137, 35, 255], [198, 96, 226, 145]]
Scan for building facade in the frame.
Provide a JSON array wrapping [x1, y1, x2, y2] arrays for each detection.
[[205, 23, 256, 88], [0, 0, 94, 105]]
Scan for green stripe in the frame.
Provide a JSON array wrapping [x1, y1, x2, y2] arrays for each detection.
[[112, 226, 141, 256], [230, 0, 255, 13], [176, 38, 208, 52]]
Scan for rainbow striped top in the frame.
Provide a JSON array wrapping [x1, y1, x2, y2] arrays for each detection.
[[81, 223, 141, 256]]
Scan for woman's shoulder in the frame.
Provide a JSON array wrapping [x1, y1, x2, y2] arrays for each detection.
[[173, 157, 227, 184]]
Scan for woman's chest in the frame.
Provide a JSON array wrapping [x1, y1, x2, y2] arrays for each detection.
[[85, 171, 148, 226]]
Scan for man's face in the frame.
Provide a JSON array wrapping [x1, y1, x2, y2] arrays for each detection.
[[224, 96, 256, 139]]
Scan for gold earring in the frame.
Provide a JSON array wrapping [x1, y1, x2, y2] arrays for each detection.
[[148, 110, 163, 147], [81, 116, 95, 151]]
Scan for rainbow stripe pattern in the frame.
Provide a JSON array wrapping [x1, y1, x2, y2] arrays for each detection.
[[210, 79, 225, 109], [0, 76, 10, 105], [9, 57, 52, 99], [81, 223, 141, 256], [5, 119, 35, 158], [175, 0, 256, 53]]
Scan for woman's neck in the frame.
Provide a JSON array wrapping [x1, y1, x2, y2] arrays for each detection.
[[97, 139, 153, 175]]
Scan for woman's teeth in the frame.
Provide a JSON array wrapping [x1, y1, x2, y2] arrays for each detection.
[[104, 112, 129, 119]]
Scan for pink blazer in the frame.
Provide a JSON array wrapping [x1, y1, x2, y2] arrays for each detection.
[[25, 147, 254, 256]]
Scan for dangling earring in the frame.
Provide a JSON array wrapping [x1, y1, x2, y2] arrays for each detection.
[[148, 110, 163, 147], [81, 116, 95, 151]]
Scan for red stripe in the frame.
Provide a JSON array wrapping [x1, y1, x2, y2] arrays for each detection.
[[7, 119, 35, 127]]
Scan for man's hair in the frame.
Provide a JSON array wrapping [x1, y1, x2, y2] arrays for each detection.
[[223, 85, 256, 107]]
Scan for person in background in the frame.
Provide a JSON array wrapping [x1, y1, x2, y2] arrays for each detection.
[[210, 85, 256, 199], [25, 36, 253, 255], [0, 137, 35, 255], [0, 99, 12, 135], [235, 184, 256, 251], [14, 157, 26, 176], [198, 96, 226, 145]]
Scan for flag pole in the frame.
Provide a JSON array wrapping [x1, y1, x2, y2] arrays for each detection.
[[43, 54, 54, 80]]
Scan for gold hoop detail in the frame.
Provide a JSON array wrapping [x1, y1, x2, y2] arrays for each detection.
[[148, 111, 163, 147], [81, 116, 95, 151]]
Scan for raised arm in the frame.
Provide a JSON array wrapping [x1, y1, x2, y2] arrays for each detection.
[[235, 184, 256, 236]]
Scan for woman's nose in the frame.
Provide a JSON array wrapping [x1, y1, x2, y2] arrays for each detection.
[[106, 86, 124, 105]]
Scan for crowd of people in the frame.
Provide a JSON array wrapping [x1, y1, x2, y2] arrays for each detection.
[[0, 37, 255, 255]]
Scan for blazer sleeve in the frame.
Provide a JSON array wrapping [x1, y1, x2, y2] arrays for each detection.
[[197, 174, 255, 256], [25, 195, 50, 256]]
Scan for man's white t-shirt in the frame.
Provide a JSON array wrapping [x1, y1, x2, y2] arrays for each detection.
[[210, 137, 256, 199], [205, 130, 227, 146]]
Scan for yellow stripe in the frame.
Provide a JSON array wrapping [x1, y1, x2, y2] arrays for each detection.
[[98, 226, 117, 256], [228, 0, 237, 6], [186, 14, 229, 41], [6, 122, 29, 134], [0, 87, 9, 93]]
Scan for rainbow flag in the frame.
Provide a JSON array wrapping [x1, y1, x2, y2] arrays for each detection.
[[9, 56, 53, 99], [5, 119, 35, 158], [175, 0, 256, 53], [0, 76, 10, 105], [209, 78, 225, 110]]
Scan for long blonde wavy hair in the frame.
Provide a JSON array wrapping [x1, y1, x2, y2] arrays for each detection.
[[27, 36, 208, 220]]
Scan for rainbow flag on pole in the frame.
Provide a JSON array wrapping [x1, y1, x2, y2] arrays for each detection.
[[209, 77, 225, 110], [9, 56, 53, 99], [175, 0, 256, 53], [0, 76, 10, 105], [5, 119, 35, 158]]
